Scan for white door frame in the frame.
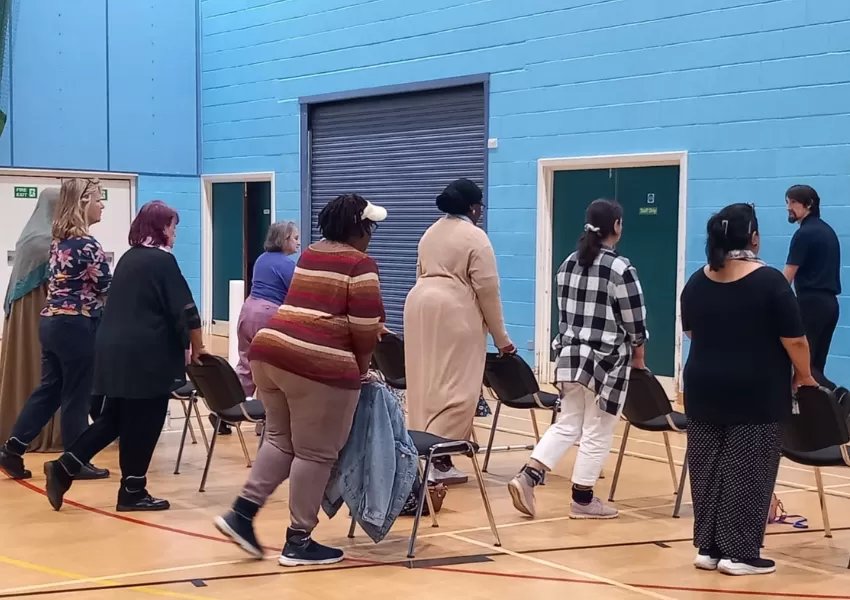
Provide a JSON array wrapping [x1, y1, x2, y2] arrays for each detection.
[[533, 151, 689, 394], [201, 172, 276, 334], [0, 167, 138, 214]]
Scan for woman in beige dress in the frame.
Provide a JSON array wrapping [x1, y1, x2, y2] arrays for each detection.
[[0, 188, 62, 452], [404, 178, 515, 485]]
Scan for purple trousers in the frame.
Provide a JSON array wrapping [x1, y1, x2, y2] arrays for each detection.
[[236, 296, 279, 397]]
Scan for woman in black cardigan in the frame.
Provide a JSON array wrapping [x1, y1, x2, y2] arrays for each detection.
[[44, 201, 207, 512]]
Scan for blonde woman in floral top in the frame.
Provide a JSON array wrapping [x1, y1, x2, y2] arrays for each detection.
[[0, 179, 111, 482]]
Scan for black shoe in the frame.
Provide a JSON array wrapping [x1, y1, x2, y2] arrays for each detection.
[[279, 528, 344, 567], [718, 557, 776, 575], [209, 415, 232, 435], [76, 463, 110, 480], [44, 461, 72, 511], [116, 494, 170, 512], [215, 510, 264, 559], [0, 447, 31, 480]]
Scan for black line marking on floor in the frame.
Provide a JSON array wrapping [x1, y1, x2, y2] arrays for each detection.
[[2, 526, 846, 598], [190, 580, 206, 588], [654, 542, 671, 548], [405, 554, 492, 569]]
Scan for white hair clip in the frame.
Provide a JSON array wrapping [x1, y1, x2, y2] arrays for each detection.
[[721, 219, 729, 235], [584, 223, 601, 234]]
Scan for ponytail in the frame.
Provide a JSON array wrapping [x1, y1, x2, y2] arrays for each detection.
[[576, 199, 623, 268], [705, 203, 759, 271]]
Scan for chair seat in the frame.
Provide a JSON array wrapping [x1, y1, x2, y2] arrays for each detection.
[[632, 411, 687, 432], [386, 377, 406, 390], [500, 391, 559, 410], [782, 445, 849, 467], [171, 382, 196, 399], [409, 430, 479, 458], [217, 399, 265, 424]]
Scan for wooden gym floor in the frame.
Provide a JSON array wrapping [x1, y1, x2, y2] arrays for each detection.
[[1, 341, 849, 599]]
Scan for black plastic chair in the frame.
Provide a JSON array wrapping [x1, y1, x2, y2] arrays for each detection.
[[186, 355, 265, 492], [481, 353, 560, 472], [171, 381, 210, 474], [372, 333, 406, 390], [608, 368, 688, 518], [347, 430, 500, 558], [781, 385, 849, 538]]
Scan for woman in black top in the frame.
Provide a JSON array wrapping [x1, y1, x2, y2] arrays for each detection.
[[681, 203, 816, 576], [44, 201, 207, 512]]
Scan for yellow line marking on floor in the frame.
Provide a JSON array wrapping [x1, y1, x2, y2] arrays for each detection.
[[0, 555, 221, 599], [447, 533, 677, 600]]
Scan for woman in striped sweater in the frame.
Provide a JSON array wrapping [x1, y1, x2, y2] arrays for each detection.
[[215, 193, 387, 567]]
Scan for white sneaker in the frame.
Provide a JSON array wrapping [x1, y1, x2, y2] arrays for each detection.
[[569, 497, 618, 519], [429, 465, 468, 485], [717, 557, 776, 576], [694, 550, 721, 570]]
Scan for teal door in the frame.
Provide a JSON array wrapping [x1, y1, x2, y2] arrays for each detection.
[[212, 182, 245, 322], [245, 181, 272, 295], [550, 166, 680, 376]]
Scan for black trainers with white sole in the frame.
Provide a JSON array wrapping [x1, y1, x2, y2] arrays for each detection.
[[279, 528, 344, 567], [215, 511, 264, 560], [718, 557, 776, 575]]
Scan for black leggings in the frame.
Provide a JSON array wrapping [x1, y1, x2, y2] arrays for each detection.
[[60, 396, 169, 498]]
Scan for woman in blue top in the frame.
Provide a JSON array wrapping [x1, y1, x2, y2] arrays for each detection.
[[235, 221, 299, 397], [0, 179, 111, 481]]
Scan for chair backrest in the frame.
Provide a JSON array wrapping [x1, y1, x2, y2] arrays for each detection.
[[622, 368, 672, 423], [372, 333, 406, 388], [483, 353, 540, 405], [782, 386, 848, 453], [186, 354, 245, 414]]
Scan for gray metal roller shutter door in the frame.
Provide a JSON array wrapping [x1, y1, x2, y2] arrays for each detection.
[[308, 84, 486, 331]]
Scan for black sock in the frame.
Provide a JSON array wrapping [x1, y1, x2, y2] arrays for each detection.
[[572, 484, 593, 505], [521, 465, 545, 486], [233, 496, 261, 520]]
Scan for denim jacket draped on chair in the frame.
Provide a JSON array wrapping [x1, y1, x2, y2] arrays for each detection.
[[322, 380, 417, 543]]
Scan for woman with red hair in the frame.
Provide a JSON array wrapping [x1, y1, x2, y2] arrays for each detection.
[[44, 200, 207, 512]]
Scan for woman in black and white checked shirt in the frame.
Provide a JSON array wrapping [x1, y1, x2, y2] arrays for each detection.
[[508, 198, 648, 520]]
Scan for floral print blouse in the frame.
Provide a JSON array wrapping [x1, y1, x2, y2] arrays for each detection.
[[41, 236, 112, 318]]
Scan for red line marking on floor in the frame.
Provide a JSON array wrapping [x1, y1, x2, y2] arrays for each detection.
[[8, 477, 850, 599]]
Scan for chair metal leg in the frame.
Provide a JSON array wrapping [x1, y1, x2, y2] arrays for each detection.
[[530, 409, 541, 443], [418, 460, 439, 528], [608, 422, 630, 502], [174, 406, 191, 475], [470, 450, 501, 547], [673, 448, 688, 518], [662, 432, 678, 494], [257, 422, 266, 451], [181, 399, 198, 445], [192, 399, 210, 452], [198, 418, 220, 493], [407, 456, 434, 559], [814, 467, 832, 538], [550, 398, 561, 424], [347, 514, 357, 538], [235, 424, 252, 467], [482, 402, 501, 473]]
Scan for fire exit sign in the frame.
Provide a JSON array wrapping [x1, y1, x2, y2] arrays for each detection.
[[14, 186, 37, 199], [101, 189, 108, 200]]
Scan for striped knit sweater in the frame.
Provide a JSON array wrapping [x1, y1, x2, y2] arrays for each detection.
[[248, 241, 385, 390]]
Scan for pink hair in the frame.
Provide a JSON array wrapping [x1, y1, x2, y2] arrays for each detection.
[[128, 200, 180, 247]]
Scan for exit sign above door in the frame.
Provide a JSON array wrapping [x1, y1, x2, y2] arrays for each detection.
[[14, 186, 37, 199]]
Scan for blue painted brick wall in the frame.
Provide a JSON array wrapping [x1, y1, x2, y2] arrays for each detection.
[[201, 0, 850, 381]]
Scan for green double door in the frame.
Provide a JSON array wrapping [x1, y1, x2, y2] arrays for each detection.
[[212, 181, 272, 322], [550, 166, 680, 377]]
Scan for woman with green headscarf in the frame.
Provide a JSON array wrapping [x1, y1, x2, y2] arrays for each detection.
[[0, 188, 62, 451]]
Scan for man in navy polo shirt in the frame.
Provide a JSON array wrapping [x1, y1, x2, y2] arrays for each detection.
[[783, 184, 841, 387]]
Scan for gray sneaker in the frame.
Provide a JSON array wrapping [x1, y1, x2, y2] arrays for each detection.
[[569, 497, 618, 519], [508, 472, 536, 518]]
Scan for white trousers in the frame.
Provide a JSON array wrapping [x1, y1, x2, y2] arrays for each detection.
[[530, 382, 620, 487]]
